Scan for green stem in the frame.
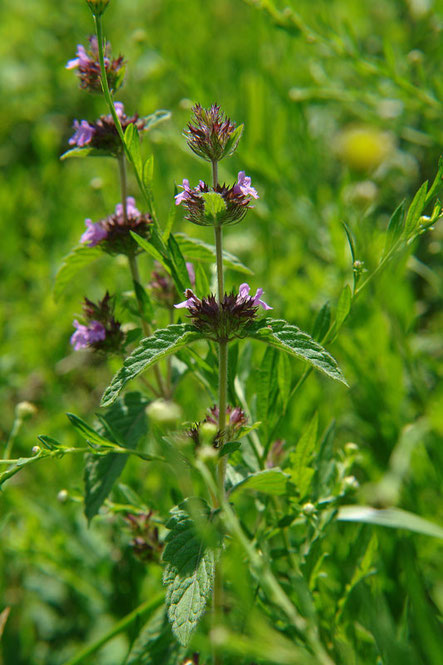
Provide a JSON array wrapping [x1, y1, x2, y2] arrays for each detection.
[[214, 225, 224, 302], [118, 152, 128, 225], [61, 593, 164, 665], [4, 417, 22, 460]]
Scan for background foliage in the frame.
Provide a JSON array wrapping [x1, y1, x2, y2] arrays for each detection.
[[1, 0, 442, 663]]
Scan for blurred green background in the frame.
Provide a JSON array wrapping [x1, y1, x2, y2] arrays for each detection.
[[1, 0, 442, 663]]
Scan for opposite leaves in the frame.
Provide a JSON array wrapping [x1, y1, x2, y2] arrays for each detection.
[[162, 498, 218, 646], [245, 318, 348, 385], [101, 324, 203, 406]]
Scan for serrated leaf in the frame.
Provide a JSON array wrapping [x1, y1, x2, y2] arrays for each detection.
[[84, 393, 149, 523], [336, 285, 352, 331], [230, 468, 289, 496], [312, 302, 331, 342], [288, 414, 318, 499], [126, 607, 185, 665], [175, 232, 253, 275], [404, 181, 428, 237], [101, 324, 203, 407], [245, 318, 348, 385], [162, 498, 217, 646], [60, 146, 116, 160], [337, 506, 443, 539], [54, 245, 102, 302]]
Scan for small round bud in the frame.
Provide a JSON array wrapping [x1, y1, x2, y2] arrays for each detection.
[[86, 0, 110, 17], [344, 442, 359, 454], [57, 489, 69, 503], [146, 400, 182, 429], [302, 502, 316, 516], [343, 475, 359, 490], [31, 446, 41, 455], [16, 401, 37, 420], [199, 422, 218, 447], [334, 126, 394, 171], [197, 445, 218, 464]]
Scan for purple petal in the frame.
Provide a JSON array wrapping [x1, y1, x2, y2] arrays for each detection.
[[252, 288, 272, 310], [69, 120, 95, 147], [174, 289, 199, 309], [115, 197, 140, 221], [114, 102, 125, 118], [80, 219, 108, 247], [238, 283, 250, 299], [186, 262, 196, 287], [175, 179, 192, 205], [235, 171, 259, 199]]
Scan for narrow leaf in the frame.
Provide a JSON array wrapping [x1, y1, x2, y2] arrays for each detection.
[[312, 302, 331, 342], [335, 285, 352, 331], [337, 506, 443, 539], [168, 234, 190, 292], [67, 413, 114, 447], [175, 233, 253, 274], [425, 155, 443, 204], [124, 124, 142, 178], [130, 231, 168, 268], [133, 280, 154, 321], [141, 109, 171, 132], [230, 468, 289, 496], [404, 181, 428, 237], [60, 146, 116, 160], [101, 324, 203, 407], [162, 498, 218, 646], [246, 318, 348, 385], [54, 245, 102, 302], [342, 222, 356, 263], [383, 201, 405, 256]]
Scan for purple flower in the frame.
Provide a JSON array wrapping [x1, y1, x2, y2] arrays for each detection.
[[80, 219, 108, 247], [174, 289, 200, 309], [69, 120, 95, 147], [71, 320, 106, 350], [66, 44, 90, 70], [237, 283, 272, 310], [66, 37, 124, 93], [115, 196, 141, 222], [233, 172, 259, 199], [175, 179, 192, 205]]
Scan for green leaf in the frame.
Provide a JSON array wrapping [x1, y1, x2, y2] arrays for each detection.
[[54, 245, 102, 302], [37, 435, 63, 451], [246, 318, 348, 385], [168, 234, 190, 292], [175, 232, 253, 275], [425, 155, 443, 204], [342, 222, 356, 263], [143, 154, 154, 191], [337, 506, 443, 539], [383, 201, 405, 256], [67, 413, 115, 448], [133, 280, 154, 321], [288, 413, 318, 499], [277, 351, 291, 412], [124, 124, 142, 177], [256, 347, 279, 443], [162, 498, 218, 646], [219, 441, 241, 458], [60, 146, 116, 160], [404, 181, 428, 237], [162, 200, 180, 243], [335, 284, 352, 331], [312, 302, 331, 342], [84, 393, 149, 523], [142, 109, 171, 132], [101, 324, 203, 407], [130, 231, 168, 268], [230, 468, 289, 496], [126, 607, 185, 665], [201, 191, 227, 222]]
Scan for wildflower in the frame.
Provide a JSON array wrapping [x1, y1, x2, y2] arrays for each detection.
[[71, 320, 106, 350], [185, 104, 242, 162], [66, 36, 124, 93], [174, 283, 271, 341], [70, 293, 124, 353], [79, 197, 152, 255], [68, 103, 147, 155], [174, 173, 258, 227], [188, 404, 247, 449], [125, 511, 162, 563]]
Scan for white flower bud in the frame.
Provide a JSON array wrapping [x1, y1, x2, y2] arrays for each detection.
[[302, 502, 316, 516], [197, 445, 218, 464], [146, 400, 182, 429], [344, 475, 359, 490], [57, 489, 69, 503], [31, 446, 41, 455], [199, 422, 218, 447], [16, 401, 37, 420]]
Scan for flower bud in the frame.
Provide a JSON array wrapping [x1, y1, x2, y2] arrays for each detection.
[[86, 0, 110, 16], [344, 442, 359, 455], [302, 502, 316, 516], [197, 445, 218, 465], [16, 401, 37, 420], [343, 475, 359, 491], [199, 422, 218, 447], [57, 489, 69, 503], [146, 400, 182, 429], [31, 446, 41, 455]]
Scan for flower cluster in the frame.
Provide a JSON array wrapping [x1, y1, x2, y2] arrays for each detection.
[[71, 293, 124, 353], [174, 172, 258, 226], [80, 196, 152, 255], [124, 512, 163, 563], [175, 282, 271, 341], [185, 104, 242, 162], [66, 36, 124, 93], [188, 404, 248, 448], [69, 102, 148, 155]]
